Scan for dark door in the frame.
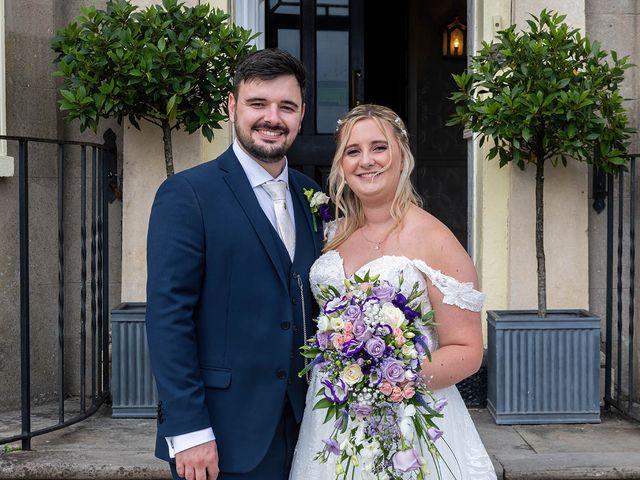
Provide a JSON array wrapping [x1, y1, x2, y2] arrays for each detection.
[[265, 0, 365, 185], [265, 1, 468, 248]]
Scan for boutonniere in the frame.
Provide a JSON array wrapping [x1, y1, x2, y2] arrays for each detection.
[[303, 188, 333, 232]]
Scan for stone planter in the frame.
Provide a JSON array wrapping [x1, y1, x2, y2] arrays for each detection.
[[487, 310, 600, 424], [111, 302, 158, 418]]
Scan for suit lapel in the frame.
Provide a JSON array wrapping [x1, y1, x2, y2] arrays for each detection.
[[289, 173, 321, 255], [219, 149, 288, 288]]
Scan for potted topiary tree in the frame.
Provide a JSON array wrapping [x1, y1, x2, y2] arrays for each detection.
[[51, 0, 256, 417], [448, 10, 634, 424], [51, 0, 256, 177]]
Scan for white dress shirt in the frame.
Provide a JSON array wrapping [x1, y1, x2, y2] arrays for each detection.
[[165, 140, 295, 457]]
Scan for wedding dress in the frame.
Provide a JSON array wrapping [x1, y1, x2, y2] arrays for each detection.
[[289, 249, 497, 480]]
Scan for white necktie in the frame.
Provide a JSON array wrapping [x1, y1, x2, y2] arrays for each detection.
[[262, 180, 296, 260]]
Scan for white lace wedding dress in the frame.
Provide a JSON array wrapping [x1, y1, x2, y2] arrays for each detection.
[[289, 250, 497, 480]]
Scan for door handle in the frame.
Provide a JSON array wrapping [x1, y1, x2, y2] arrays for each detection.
[[350, 69, 362, 109]]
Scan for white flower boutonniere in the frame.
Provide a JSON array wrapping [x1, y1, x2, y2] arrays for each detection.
[[303, 188, 333, 232]]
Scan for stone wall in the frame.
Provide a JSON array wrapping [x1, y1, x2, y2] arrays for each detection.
[[586, 0, 640, 400]]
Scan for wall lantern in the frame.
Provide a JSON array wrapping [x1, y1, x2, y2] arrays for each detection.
[[442, 17, 467, 58]]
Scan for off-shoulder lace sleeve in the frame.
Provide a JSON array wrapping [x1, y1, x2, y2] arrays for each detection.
[[323, 220, 339, 242], [412, 259, 485, 312]]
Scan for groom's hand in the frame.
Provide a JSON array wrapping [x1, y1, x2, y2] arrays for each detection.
[[175, 440, 219, 480]]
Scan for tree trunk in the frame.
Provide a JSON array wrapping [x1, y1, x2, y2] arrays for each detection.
[[161, 120, 175, 177], [535, 154, 547, 317]]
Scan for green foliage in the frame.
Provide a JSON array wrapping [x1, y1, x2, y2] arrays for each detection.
[[448, 9, 634, 174], [51, 0, 257, 175], [448, 10, 635, 316]]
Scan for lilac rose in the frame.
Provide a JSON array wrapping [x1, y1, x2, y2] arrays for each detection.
[[364, 336, 386, 358], [381, 358, 406, 384], [373, 281, 396, 303], [392, 448, 422, 473], [342, 305, 362, 323], [352, 318, 372, 342]]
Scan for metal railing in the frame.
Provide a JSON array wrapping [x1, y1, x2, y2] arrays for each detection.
[[600, 154, 640, 420], [0, 131, 116, 449]]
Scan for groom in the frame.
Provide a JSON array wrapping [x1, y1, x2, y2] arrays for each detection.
[[146, 48, 323, 480]]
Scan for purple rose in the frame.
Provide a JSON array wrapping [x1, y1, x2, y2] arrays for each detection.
[[319, 204, 333, 222], [382, 358, 406, 384], [343, 305, 362, 323], [316, 331, 331, 350], [352, 403, 372, 418], [373, 281, 396, 303], [322, 378, 349, 403], [392, 448, 422, 473], [342, 339, 364, 357], [352, 318, 372, 342], [324, 296, 349, 314], [434, 398, 448, 413], [364, 336, 386, 358], [322, 438, 341, 456], [428, 427, 444, 442]]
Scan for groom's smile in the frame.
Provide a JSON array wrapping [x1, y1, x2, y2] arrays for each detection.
[[228, 74, 305, 168]]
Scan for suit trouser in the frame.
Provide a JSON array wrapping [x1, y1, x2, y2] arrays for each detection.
[[170, 399, 300, 480]]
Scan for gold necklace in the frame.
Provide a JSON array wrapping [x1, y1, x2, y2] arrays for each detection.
[[360, 224, 396, 250]]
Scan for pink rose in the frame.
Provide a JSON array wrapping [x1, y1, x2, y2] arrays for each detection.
[[379, 381, 393, 396], [402, 383, 416, 399], [344, 322, 353, 334], [360, 282, 373, 291], [390, 386, 403, 402], [332, 334, 345, 349], [343, 332, 354, 342], [393, 327, 406, 346]]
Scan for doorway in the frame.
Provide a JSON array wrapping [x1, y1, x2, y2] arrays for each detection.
[[264, 0, 468, 247]]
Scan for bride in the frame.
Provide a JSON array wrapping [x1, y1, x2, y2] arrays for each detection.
[[289, 105, 496, 479]]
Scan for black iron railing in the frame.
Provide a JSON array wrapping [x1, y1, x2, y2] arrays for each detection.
[[600, 154, 639, 420], [0, 131, 116, 449]]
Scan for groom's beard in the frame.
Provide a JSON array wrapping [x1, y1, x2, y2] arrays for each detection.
[[235, 119, 294, 164]]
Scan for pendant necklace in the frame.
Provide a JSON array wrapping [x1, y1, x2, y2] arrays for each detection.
[[360, 224, 396, 250]]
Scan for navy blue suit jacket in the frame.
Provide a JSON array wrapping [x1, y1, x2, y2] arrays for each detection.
[[146, 146, 323, 473]]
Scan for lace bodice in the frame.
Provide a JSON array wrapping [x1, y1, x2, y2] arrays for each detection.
[[309, 251, 485, 352]]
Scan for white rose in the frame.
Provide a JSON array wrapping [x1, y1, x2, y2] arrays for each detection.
[[331, 317, 345, 331], [317, 315, 330, 332], [341, 364, 363, 386], [311, 191, 330, 207], [381, 303, 406, 329]]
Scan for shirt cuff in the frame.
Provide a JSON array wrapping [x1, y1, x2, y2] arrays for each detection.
[[165, 428, 215, 458]]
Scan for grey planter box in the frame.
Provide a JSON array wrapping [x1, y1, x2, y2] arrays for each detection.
[[111, 302, 158, 418], [487, 310, 600, 425]]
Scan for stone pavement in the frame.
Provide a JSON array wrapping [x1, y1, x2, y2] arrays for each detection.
[[1, 401, 640, 479]]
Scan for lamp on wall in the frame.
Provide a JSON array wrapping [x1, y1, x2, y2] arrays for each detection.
[[442, 16, 467, 58]]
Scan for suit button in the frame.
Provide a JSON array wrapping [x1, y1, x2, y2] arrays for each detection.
[[281, 321, 291, 330], [291, 296, 298, 305], [276, 369, 287, 380]]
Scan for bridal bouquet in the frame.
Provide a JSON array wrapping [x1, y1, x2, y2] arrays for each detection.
[[300, 271, 450, 479]]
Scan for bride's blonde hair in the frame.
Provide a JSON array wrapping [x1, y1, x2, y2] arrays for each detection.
[[324, 104, 422, 252]]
